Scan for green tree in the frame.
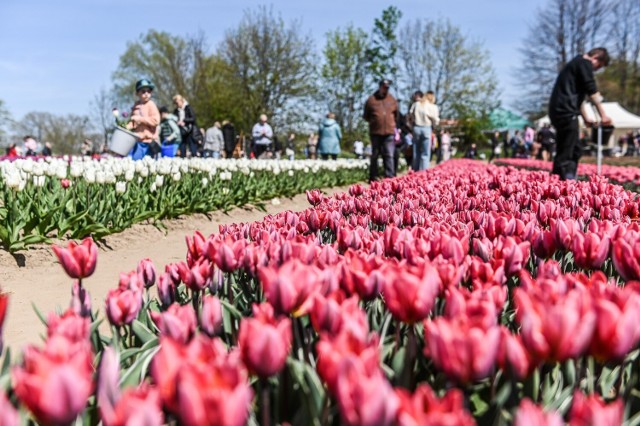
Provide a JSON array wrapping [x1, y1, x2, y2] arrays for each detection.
[[366, 6, 403, 84], [112, 30, 244, 129], [321, 25, 370, 146], [398, 18, 500, 117], [219, 6, 318, 131]]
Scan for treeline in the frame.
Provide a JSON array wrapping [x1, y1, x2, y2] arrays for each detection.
[[516, 0, 640, 119], [0, 6, 500, 154]]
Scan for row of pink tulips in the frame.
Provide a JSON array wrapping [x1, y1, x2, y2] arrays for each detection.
[[1, 159, 639, 424]]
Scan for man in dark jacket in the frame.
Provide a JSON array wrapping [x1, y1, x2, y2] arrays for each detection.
[[549, 47, 611, 180], [363, 79, 399, 182], [222, 120, 237, 158]]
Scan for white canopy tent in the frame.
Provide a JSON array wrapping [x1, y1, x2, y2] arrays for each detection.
[[535, 102, 640, 147]]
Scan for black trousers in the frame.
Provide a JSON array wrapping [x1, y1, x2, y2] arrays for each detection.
[[551, 116, 580, 180], [369, 134, 395, 182]]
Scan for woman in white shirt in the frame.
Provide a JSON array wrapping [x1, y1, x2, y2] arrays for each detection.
[[409, 90, 440, 171]]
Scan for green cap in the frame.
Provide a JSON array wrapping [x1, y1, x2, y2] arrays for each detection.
[[135, 79, 155, 92]]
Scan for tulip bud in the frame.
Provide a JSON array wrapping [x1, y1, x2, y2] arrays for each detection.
[[200, 295, 223, 337], [137, 258, 157, 289], [157, 273, 176, 307]]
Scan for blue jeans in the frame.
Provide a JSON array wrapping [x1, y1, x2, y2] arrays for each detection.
[[412, 126, 432, 171]]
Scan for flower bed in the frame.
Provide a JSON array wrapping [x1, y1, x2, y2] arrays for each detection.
[[0, 157, 368, 252], [1, 159, 639, 424], [495, 157, 640, 189]]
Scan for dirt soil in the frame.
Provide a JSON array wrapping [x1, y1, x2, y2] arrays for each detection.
[[0, 186, 350, 352]]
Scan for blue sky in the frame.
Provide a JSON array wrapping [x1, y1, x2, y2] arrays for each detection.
[[0, 0, 548, 120]]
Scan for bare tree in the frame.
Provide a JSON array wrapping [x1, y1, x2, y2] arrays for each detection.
[[219, 6, 318, 130], [12, 112, 94, 154], [89, 87, 118, 147], [398, 18, 500, 117], [514, 0, 610, 117]]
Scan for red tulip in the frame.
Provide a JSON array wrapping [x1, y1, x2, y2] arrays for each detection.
[[51, 237, 98, 279], [177, 259, 212, 292], [200, 295, 223, 337], [151, 303, 197, 344], [0, 392, 19, 426], [238, 303, 292, 377], [568, 392, 623, 426], [571, 231, 610, 270], [12, 335, 94, 426], [105, 384, 164, 426], [47, 309, 91, 343], [105, 285, 143, 327], [493, 236, 530, 277], [531, 228, 557, 259], [383, 262, 441, 324], [336, 357, 398, 426], [514, 399, 563, 426], [396, 384, 476, 426], [137, 258, 157, 288]]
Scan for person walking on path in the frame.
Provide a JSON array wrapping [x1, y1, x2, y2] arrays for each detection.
[[409, 90, 440, 171], [549, 47, 611, 180], [318, 112, 342, 160], [363, 79, 399, 181]]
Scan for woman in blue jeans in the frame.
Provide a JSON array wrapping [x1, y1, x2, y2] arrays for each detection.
[[409, 91, 440, 171]]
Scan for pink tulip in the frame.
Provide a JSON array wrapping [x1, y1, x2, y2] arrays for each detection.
[[151, 336, 253, 425], [258, 259, 320, 316], [137, 258, 157, 288], [396, 384, 476, 426], [336, 357, 398, 426], [12, 335, 94, 426], [568, 392, 623, 426], [238, 303, 292, 378], [612, 235, 640, 281], [185, 230, 207, 266], [515, 285, 595, 363], [51, 237, 98, 280], [306, 189, 324, 206], [493, 236, 530, 277], [589, 284, 640, 361], [0, 290, 8, 353], [105, 285, 143, 327], [383, 262, 441, 324], [157, 272, 176, 307], [177, 259, 212, 292], [70, 280, 92, 317], [151, 303, 197, 344], [497, 327, 534, 380], [47, 309, 90, 343], [423, 316, 500, 384], [200, 294, 223, 337], [0, 392, 19, 426], [571, 232, 610, 270], [514, 399, 563, 426]]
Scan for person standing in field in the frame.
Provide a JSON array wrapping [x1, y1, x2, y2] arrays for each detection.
[[363, 79, 399, 181], [128, 79, 160, 146], [318, 112, 342, 160], [409, 90, 439, 171], [204, 122, 224, 158], [173, 94, 202, 158], [549, 47, 611, 180]]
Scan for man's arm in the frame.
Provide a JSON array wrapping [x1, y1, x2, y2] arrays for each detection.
[[588, 92, 611, 125]]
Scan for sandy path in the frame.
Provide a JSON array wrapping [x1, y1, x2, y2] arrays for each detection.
[[0, 187, 349, 352]]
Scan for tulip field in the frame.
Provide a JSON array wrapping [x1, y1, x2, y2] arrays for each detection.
[[4, 159, 640, 424], [0, 156, 368, 252]]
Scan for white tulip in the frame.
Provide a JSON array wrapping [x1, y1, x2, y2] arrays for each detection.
[[115, 181, 126, 193], [155, 175, 164, 187]]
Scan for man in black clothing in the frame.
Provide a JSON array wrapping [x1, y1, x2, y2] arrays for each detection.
[[548, 47, 611, 180]]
